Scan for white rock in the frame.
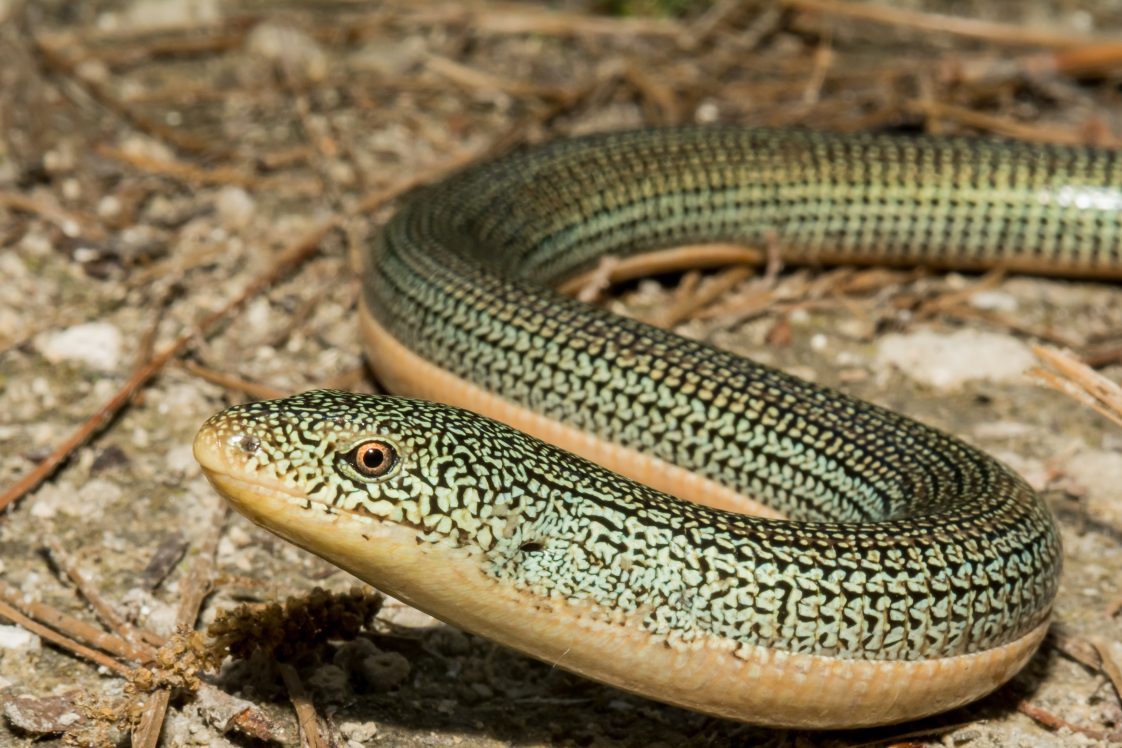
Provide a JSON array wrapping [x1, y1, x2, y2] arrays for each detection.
[[132, 426, 151, 449], [97, 195, 123, 219], [82, 478, 123, 507], [36, 322, 122, 371], [875, 329, 1035, 390], [224, 523, 252, 548], [246, 21, 328, 82], [0, 624, 40, 651], [165, 443, 198, 477], [215, 186, 254, 229], [340, 720, 379, 742], [1064, 449, 1122, 525], [123, 0, 218, 29], [28, 485, 60, 519], [695, 99, 720, 123], [1065, 449, 1122, 497], [970, 290, 1017, 312]]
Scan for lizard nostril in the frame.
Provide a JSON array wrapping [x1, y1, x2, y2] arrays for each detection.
[[228, 434, 260, 454]]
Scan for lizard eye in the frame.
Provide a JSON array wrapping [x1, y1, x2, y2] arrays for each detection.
[[341, 439, 399, 481]]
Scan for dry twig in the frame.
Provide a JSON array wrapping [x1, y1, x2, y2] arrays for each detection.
[[466, 4, 680, 38], [651, 265, 755, 328], [0, 599, 132, 677], [44, 539, 162, 655], [0, 189, 107, 241], [1090, 638, 1122, 707], [911, 100, 1120, 147], [784, 0, 1100, 47], [180, 361, 288, 401], [557, 244, 765, 297], [427, 53, 576, 102], [0, 579, 149, 664], [1016, 699, 1115, 741], [1030, 346, 1122, 429], [95, 143, 257, 187], [279, 664, 330, 748], [131, 501, 228, 748]]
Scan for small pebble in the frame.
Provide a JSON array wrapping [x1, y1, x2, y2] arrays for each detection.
[[215, 186, 255, 229], [36, 322, 122, 371], [969, 290, 1017, 312], [1063, 450, 1122, 524], [0, 625, 40, 651], [123, 0, 219, 29], [339, 720, 379, 743], [97, 195, 122, 220], [875, 329, 1035, 390], [165, 443, 199, 477], [695, 100, 720, 123], [246, 21, 328, 82]]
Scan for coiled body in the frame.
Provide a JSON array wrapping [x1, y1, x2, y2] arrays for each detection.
[[197, 127, 1122, 728]]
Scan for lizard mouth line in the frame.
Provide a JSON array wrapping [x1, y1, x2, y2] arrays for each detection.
[[198, 465, 394, 526]]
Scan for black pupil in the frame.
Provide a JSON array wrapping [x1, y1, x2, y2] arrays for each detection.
[[362, 448, 384, 469]]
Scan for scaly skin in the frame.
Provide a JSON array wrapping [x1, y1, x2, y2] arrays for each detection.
[[195, 126, 1122, 727]]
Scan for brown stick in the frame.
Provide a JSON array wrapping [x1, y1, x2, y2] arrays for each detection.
[[44, 538, 160, 658], [0, 579, 148, 663], [0, 189, 107, 242], [468, 5, 680, 38], [784, 0, 1100, 48], [1016, 699, 1112, 740], [914, 268, 1007, 321], [652, 266, 755, 328], [1030, 346, 1122, 429], [131, 692, 171, 748], [180, 361, 288, 401], [0, 599, 131, 677], [1090, 638, 1122, 707], [557, 244, 765, 296], [131, 501, 228, 748], [953, 42, 1122, 88], [279, 663, 330, 748], [95, 143, 257, 187], [911, 100, 1121, 147], [939, 306, 1081, 349], [0, 218, 335, 512], [426, 53, 576, 101]]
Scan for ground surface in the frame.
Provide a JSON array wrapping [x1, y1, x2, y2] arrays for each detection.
[[1, 0, 1121, 746]]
